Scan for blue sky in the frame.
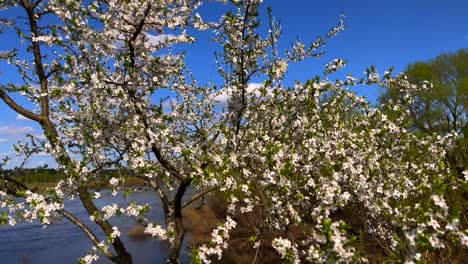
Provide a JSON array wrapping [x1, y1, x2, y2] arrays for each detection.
[[1, 0, 467, 168]]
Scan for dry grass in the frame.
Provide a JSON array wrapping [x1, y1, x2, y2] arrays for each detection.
[[127, 225, 151, 240], [182, 195, 282, 263], [182, 194, 467, 264], [183, 206, 220, 246]]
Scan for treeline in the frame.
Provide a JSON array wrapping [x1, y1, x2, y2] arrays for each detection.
[[6, 168, 122, 184], [5, 168, 63, 184]]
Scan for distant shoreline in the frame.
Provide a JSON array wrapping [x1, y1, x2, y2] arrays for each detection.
[[24, 177, 147, 192]]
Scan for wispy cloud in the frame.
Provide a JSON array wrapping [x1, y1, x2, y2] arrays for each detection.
[[0, 126, 35, 136], [0, 138, 8, 143], [16, 114, 31, 121]]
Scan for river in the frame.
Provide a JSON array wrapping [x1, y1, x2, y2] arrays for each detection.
[[0, 190, 190, 264]]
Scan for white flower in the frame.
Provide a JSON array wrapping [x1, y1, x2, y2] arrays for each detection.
[[31, 35, 61, 45], [109, 177, 119, 186], [110, 226, 120, 239], [101, 204, 119, 219], [431, 195, 448, 211], [427, 216, 440, 229], [80, 253, 99, 264], [8, 218, 16, 226], [324, 58, 346, 74], [272, 238, 299, 264], [272, 59, 288, 79], [459, 233, 468, 246], [144, 224, 168, 240]]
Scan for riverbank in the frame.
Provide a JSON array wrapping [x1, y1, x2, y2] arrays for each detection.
[[24, 177, 147, 192]]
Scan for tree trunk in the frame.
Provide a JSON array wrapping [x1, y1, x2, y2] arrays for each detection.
[[79, 187, 133, 264], [166, 179, 192, 263], [110, 243, 133, 264], [167, 215, 185, 264]]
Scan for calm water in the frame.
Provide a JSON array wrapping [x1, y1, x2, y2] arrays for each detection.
[[0, 190, 190, 264]]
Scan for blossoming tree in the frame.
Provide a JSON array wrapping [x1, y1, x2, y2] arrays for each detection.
[[0, 0, 466, 264]]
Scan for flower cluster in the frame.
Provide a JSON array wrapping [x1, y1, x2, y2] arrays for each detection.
[[145, 223, 168, 240], [78, 253, 99, 264], [324, 58, 346, 74], [195, 216, 237, 263], [272, 238, 300, 264]]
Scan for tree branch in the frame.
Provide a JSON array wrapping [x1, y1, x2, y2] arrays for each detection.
[[182, 186, 218, 209], [0, 176, 114, 258], [0, 89, 44, 122]]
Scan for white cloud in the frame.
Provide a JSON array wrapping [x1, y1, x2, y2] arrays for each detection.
[[145, 33, 174, 46], [16, 114, 31, 121], [33, 152, 51, 157], [212, 83, 273, 106], [161, 83, 274, 113], [109, 30, 174, 49], [0, 126, 35, 136], [0, 138, 8, 143], [30, 160, 48, 166], [32, 133, 46, 140]]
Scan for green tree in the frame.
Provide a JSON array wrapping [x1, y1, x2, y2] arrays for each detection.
[[379, 49, 468, 171]]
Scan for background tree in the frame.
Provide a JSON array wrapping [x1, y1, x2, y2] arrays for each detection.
[[379, 48, 468, 171]]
